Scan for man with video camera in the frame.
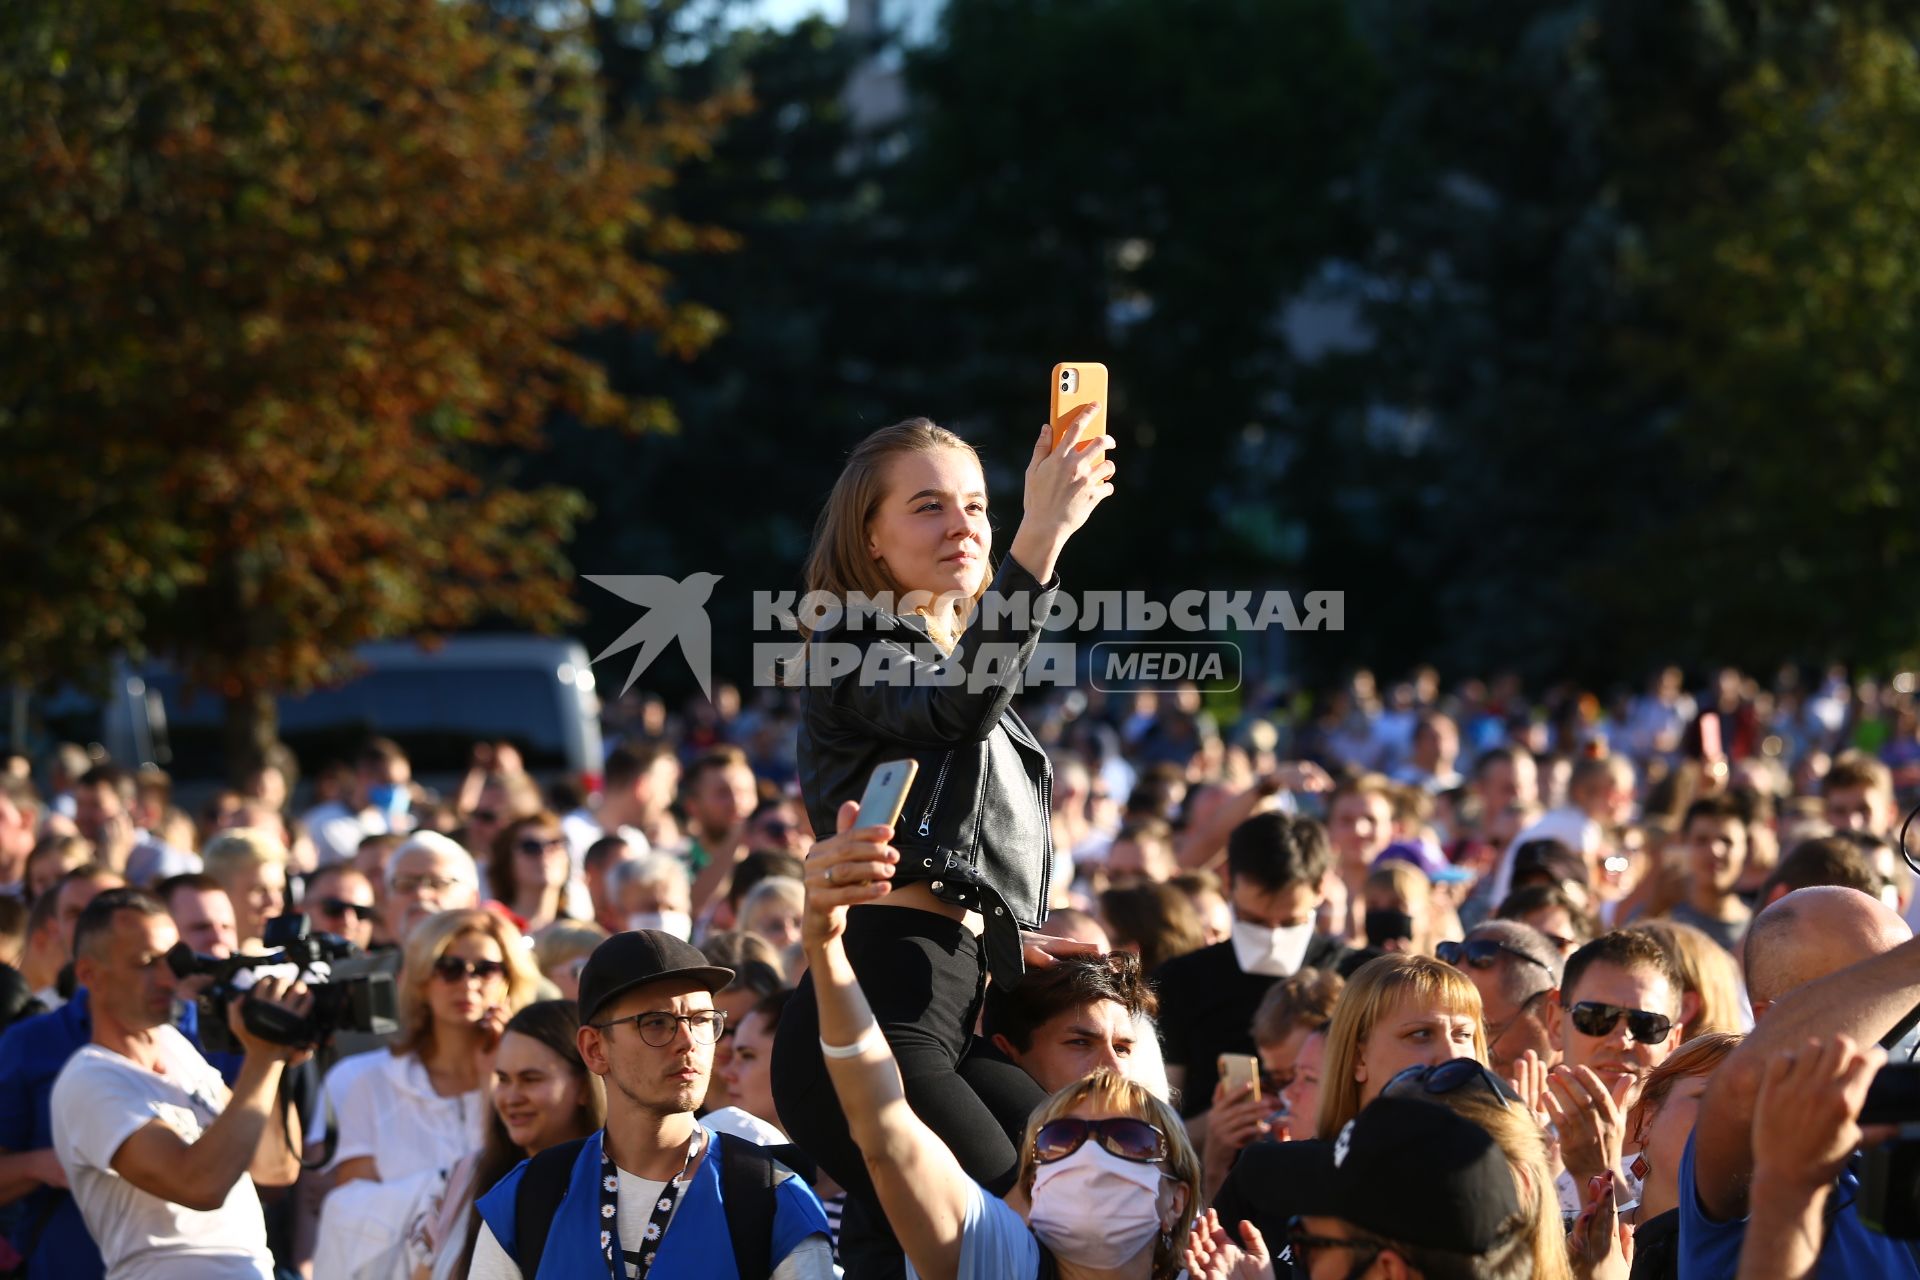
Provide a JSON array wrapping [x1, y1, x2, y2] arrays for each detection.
[[48, 888, 310, 1279]]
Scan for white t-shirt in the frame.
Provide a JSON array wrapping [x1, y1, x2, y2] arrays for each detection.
[[466, 1164, 837, 1280], [469, 1166, 671, 1280], [325, 1048, 487, 1182], [50, 1028, 273, 1280]]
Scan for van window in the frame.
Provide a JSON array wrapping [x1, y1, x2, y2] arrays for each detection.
[[151, 668, 572, 779]]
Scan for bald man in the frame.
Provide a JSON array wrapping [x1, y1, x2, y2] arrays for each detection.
[[1682, 886, 1920, 1278], [1742, 886, 1912, 1021]]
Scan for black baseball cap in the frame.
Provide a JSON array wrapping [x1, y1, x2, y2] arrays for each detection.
[[577, 930, 735, 1027], [1281, 1097, 1521, 1254]]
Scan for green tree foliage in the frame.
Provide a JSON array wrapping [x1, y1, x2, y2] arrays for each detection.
[[0, 0, 728, 775], [1624, 13, 1920, 671]]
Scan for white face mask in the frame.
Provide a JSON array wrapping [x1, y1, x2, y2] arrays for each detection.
[[1027, 1143, 1168, 1268], [1229, 916, 1314, 977], [629, 910, 692, 941]]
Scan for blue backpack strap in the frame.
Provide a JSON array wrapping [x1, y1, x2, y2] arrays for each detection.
[[513, 1136, 590, 1274]]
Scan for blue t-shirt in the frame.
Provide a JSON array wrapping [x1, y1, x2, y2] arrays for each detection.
[[906, 1179, 1042, 1280], [1678, 1127, 1920, 1280], [0, 991, 103, 1280]]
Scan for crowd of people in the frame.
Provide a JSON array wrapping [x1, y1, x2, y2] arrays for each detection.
[[2, 411, 1919, 1279]]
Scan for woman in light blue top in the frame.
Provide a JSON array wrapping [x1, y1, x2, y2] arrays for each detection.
[[799, 798, 1204, 1280]]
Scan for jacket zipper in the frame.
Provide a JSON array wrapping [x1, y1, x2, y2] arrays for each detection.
[[1037, 763, 1054, 909], [917, 751, 954, 837]]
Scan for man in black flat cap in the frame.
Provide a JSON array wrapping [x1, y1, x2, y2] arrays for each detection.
[[471, 930, 833, 1279]]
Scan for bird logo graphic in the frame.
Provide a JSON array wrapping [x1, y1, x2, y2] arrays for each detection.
[[583, 572, 723, 701]]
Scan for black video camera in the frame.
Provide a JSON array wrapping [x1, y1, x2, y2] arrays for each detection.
[[1857, 1008, 1920, 1237], [167, 912, 398, 1053]]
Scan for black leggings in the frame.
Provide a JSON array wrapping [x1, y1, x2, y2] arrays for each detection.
[[771, 905, 1046, 1272]]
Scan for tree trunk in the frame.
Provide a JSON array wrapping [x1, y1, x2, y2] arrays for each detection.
[[223, 683, 279, 788]]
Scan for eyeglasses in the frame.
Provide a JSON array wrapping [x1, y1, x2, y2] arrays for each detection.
[[432, 956, 508, 983], [516, 834, 566, 857], [318, 897, 374, 921], [1031, 1117, 1169, 1166], [1486, 989, 1549, 1045], [1569, 1001, 1673, 1044], [393, 874, 464, 895], [1284, 1218, 1383, 1274], [1381, 1059, 1519, 1110], [593, 1009, 728, 1047], [1436, 938, 1554, 975]]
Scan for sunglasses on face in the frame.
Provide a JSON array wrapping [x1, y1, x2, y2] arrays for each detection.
[[432, 956, 507, 983], [1382, 1059, 1520, 1110], [470, 809, 500, 825], [1284, 1218, 1382, 1274], [516, 834, 566, 857], [318, 897, 374, 921], [1435, 939, 1554, 976], [1568, 1001, 1673, 1044], [1032, 1116, 1169, 1166]]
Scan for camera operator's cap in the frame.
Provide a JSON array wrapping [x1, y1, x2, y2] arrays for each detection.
[[577, 930, 734, 1027], [1283, 1097, 1521, 1254]]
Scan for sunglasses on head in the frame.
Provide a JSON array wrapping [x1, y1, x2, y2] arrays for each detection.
[[1568, 1001, 1672, 1044], [1435, 938, 1553, 975], [1381, 1059, 1520, 1110], [1032, 1116, 1168, 1166], [318, 897, 373, 921], [432, 956, 507, 983]]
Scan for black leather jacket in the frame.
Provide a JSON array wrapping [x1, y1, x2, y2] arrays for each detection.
[[796, 556, 1060, 987]]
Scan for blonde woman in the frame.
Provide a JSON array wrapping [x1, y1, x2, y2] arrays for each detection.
[[1317, 953, 1490, 1141], [201, 827, 289, 948], [773, 409, 1117, 1227], [801, 802, 1201, 1280], [326, 908, 539, 1190]]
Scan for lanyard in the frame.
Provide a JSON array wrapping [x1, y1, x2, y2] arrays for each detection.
[[600, 1126, 705, 1280]]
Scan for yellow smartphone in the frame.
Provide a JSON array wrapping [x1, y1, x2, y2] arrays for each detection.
[[1050, 362, 1109, 453], [1217, 1052, 1261, 1101], [855, 759, 920, 830]]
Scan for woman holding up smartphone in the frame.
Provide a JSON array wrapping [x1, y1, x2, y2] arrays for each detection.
[[771, 404, 1115, 1275]]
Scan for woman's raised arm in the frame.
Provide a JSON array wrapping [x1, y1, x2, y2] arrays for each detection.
[[802, 800, 981, 1280]]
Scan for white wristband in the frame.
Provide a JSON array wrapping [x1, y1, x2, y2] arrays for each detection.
[[820, 1025, 883, 1059]]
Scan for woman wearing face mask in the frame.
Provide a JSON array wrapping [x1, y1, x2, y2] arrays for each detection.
[[412, 999, 607, 1280], [489, 812, 580, 935], [772, 410, 1117, 1255], [801, 805, 1201, 1280], [609, 853, 694, 940]]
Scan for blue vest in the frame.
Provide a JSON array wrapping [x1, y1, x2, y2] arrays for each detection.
[[475, 1127, 831, 1278]]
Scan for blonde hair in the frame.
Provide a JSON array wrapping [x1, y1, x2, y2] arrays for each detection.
[[1015, 1069, 1200, 1280], [202, 827, 290, 878], [394, 909, 540, 1057], [1632, 920, 1744, 1039], [1432, 1091, 1572, 1280], [738, 876, 804, 935], [532, 921, 608, 982], [1317, 954, 1488, 1140], [802, 418, 988, 653]]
